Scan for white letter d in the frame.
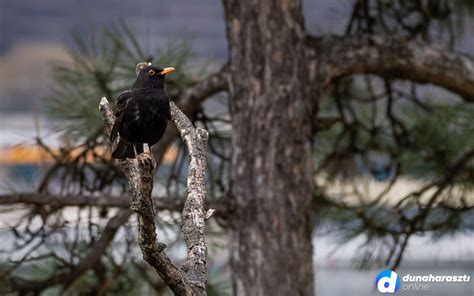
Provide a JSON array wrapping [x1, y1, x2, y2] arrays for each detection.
[[377, 271, 398, 293]]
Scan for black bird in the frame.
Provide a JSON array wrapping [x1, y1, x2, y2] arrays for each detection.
[[110, 64, 175, 159]]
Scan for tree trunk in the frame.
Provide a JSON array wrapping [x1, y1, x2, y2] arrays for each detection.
[[223, 0, 317, 294]]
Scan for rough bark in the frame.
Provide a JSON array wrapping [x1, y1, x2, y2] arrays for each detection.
[[309, 35, 474, 100], [99, 96, 209, 295], [223, 0, 316, 295], [170, 102, 210, 294]]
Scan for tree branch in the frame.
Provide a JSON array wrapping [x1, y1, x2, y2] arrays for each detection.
[[0, 193, 228, 216], [170, 102, 209, 294], [99, 97, 195, 295], [4, 209, 130, 293], [99, 86, 210, 294], [308, 35, 474, 101]]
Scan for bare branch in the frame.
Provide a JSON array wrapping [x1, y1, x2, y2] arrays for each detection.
[[0, 193, 133, 208], [308, 35, 474, 101], [0, 193, 228, 216], [170, 102, 209, 294], [99, 97, 195, 295], [99, 91, 210, 295]]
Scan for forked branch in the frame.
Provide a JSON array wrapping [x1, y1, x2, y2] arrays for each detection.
[[99, 92, 210, 295]]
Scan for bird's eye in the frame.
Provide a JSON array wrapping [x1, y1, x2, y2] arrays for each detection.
[[148, 69, 156, 76]]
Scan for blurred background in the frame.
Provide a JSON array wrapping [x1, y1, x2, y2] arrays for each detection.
[[0, 0, 473, 295]]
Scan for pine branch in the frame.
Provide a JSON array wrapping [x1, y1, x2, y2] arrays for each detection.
[[3, 210, 130, 293], [0, 193, 228, 216], [309, 34, 474, 101]]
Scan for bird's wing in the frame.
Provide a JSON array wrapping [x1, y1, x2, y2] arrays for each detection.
[[166, 97, 171, 120], [110, 90, 132, 143], [163, 91, 171, 120]]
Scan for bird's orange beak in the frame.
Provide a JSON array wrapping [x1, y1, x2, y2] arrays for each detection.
[[159, 67, 175, 75]]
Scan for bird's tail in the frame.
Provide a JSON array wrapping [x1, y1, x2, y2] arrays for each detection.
[[111, 140, 143, 159]]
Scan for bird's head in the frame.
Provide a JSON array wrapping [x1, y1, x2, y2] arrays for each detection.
[[133, 64, 175, 89]]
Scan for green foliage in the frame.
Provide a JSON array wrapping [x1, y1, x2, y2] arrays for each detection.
[[317, 86, 474, 184], [399, 104, 474, 183], [46, 22, 194, 142], [314, 76, 474, 267]]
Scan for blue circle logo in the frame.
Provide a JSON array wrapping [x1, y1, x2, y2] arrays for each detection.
[[375, 270, 400, 293]]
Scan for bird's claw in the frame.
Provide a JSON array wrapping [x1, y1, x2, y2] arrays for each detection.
[[137, 152, 155, 171]]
